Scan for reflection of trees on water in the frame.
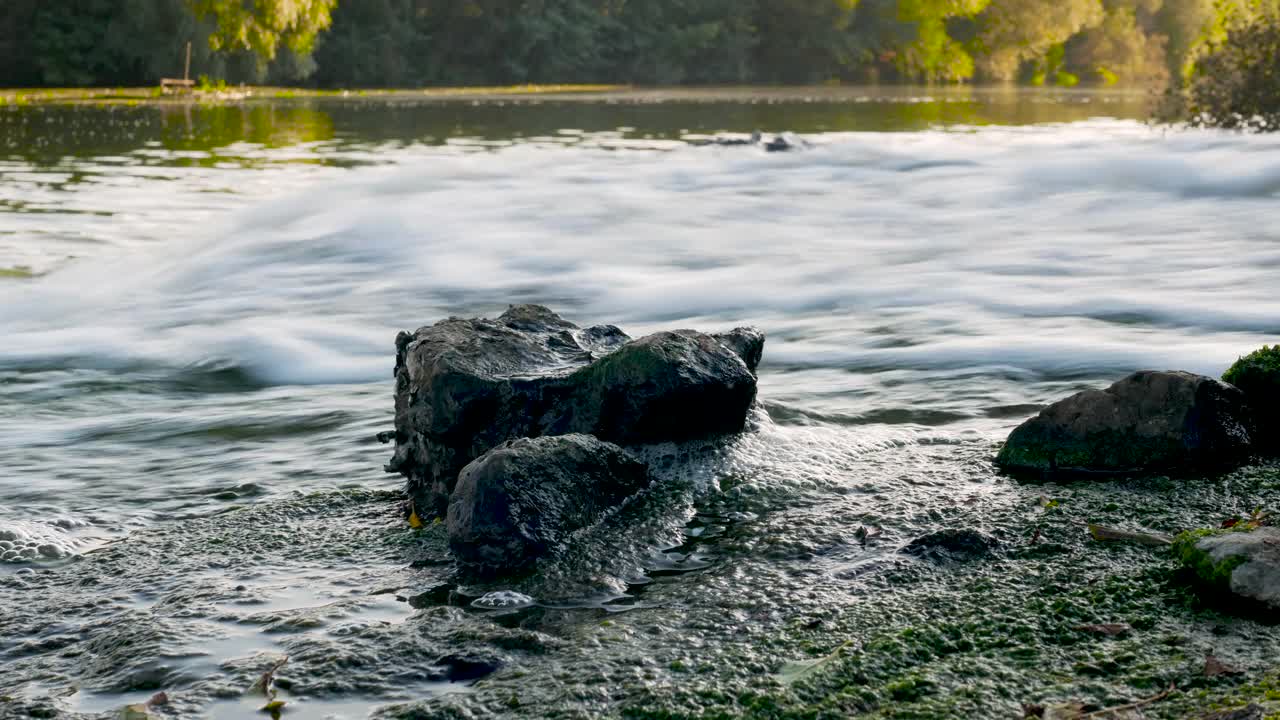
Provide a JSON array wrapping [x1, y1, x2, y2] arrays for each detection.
[[157, 103, 337, 152], [0, 90, 1151, 172]]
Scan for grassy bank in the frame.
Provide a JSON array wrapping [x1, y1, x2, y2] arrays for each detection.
[[0, 84, 631, 107]]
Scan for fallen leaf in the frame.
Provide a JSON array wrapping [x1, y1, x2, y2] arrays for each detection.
[[408, 509, 423, 529], [1088, 524, 1172, 547], [774, 639, 854, 685], [1077, 683, 1176, 719], [261, 699, 287, 715], [1204, 653, 1241, 677], [1074, 623, 1131, 637]]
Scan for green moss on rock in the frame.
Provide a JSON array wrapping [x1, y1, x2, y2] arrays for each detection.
[[1224, 345, 1280, 454], [1172, 528, 1247, 591]]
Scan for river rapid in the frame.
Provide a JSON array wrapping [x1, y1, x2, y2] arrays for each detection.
[[2, 88, 1280, 719]]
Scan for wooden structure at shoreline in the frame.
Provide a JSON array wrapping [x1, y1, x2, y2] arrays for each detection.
[[160, 42, 194, 95]]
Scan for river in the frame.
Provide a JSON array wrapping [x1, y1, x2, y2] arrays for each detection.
[[2, 87, 1279, 719]]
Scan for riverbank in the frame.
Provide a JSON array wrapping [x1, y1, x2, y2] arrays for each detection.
[[0, 84, 632, 107], [0, 84, 1153, 108]]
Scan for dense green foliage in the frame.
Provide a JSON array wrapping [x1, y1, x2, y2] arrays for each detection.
[[1223, 345, 1280, 446], [1176, 17, 1280, 128], [0, 0, 1267, 88]]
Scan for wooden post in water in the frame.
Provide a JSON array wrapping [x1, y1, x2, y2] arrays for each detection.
[[184, 41, 192, 83]]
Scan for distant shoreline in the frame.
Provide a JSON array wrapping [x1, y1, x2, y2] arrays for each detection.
[[0, 84, 632, 106], [0, 84, 1153, 107]]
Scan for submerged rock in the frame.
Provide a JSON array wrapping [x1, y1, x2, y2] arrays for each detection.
[[388, 305, 763, 515], [996, 370, 1254, 477], [902, 529, 998, 561], [447, 435, 652, 572], [1175, 526, 1280, 611], [687, 131, 809, 151], [1224, 345, 1280, 455]]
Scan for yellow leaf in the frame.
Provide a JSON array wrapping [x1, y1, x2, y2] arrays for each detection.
[[260, 699, 286, 715], [408, 510, 423, 529]]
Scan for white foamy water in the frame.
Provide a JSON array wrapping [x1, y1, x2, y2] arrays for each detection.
[[1, 112, 1279, 546], [1, 120, 1277, 387]]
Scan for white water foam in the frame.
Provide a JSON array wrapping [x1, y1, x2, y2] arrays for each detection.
[[1, 120, 1278, 387]]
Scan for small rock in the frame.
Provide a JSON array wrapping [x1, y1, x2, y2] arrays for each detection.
[[902, 529, 998, 561], [996, 370, 1254, 477], [1174, 526, 1280, 611]]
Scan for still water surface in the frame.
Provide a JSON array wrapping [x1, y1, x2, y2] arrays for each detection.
[[2, 87, 1279, 718]]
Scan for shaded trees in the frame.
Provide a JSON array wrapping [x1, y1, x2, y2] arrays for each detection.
[[1179, 13, 1280, 127], [0, 0, 1245, 88]]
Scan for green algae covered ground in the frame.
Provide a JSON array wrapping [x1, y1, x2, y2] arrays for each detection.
[[2, 424, 1278, 720]]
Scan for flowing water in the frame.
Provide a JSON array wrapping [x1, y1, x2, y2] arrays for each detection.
[[2, 87, 1280, 719]]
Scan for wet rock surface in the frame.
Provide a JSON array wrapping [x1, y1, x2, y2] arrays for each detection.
[[902, 528, 999, 561], [447, 435, 652, 572], [4, 441, 1280, 719], [388, 305, 763, 515], [996, 370, 1254, 477], [1176, 526, 1280, 610]]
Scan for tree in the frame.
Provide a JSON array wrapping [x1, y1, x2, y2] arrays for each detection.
[[189, 0, 336, 62], [895, 0, 990, 80], [752, 0, 861, 83], [1065, 6, 1169, 84], [1180, 12, 1280, 127], [971, 0, 1106, 80]]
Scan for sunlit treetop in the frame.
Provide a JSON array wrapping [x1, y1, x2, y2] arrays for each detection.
[[189, 0, 337, 60]]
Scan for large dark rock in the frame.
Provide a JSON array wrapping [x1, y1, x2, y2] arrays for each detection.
[[447, 434, 651, 571], [996, 370, 1254, 477], [387, 305, 763, 515]]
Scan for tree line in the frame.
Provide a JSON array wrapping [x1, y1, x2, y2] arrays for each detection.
[[0, 0, 1273, 89]]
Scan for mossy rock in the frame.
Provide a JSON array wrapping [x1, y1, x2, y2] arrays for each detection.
[[1224, 346, 1280, 455], [996, 370, 1254, 477], [1173, 526, 1280, 611]]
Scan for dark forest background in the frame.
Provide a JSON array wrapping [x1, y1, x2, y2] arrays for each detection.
[[0, 0, 1275, 90]]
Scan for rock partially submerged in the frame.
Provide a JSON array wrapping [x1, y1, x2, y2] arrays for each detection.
[[996, 370, 1254, 477], [688, 131, 809, 152], [1174, 526, 1280, 611], [447, 435, 651, 571], [388, 305, 763, 515]]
